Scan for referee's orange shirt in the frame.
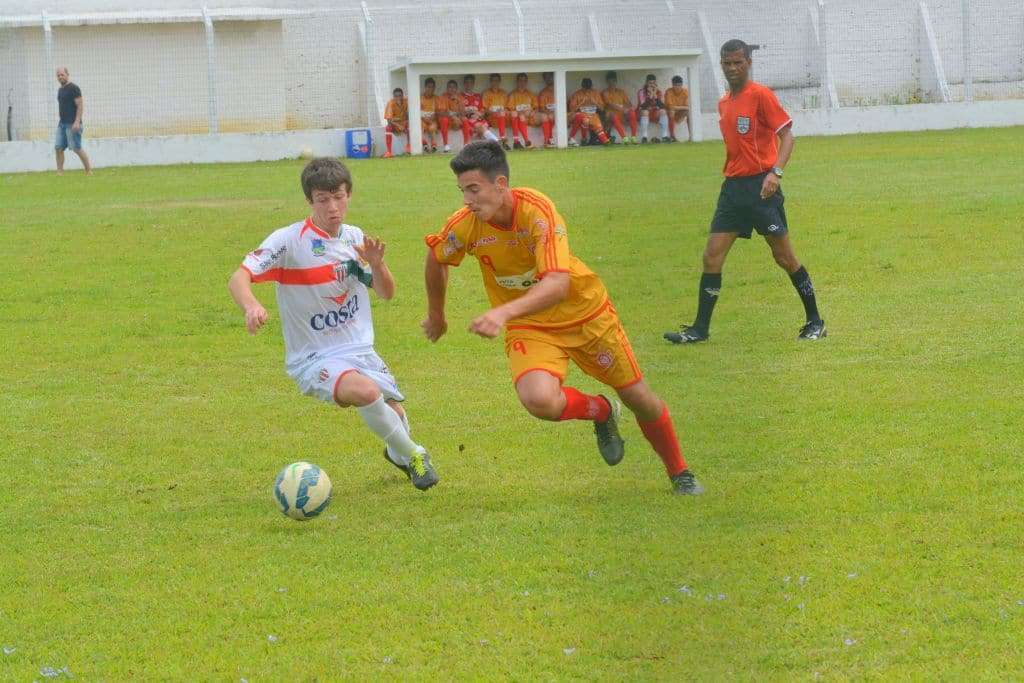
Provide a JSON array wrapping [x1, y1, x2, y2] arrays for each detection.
[[718, 81, 792, 177]]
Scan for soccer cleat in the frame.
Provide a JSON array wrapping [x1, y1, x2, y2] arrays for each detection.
[[662, 136, 673, 143], [407, 450, 439, 491], [568, 138, 579, 147], [613, 137, 624, 144], [545, 139, 555, 148], [523, 139, 533, 149], [383, 447, 411, 480], [593, 396, 625, 466], [670, 469, 704, 495], [501, 140, 512, 151], [513, 140, 524, 150], [798, 319, 827, 340], [382, 151, 394, 158], [663, 325, 709, 344], [640, 137, 648, 144], [443, 144, 451, 153], [652, 137, 662, 144]]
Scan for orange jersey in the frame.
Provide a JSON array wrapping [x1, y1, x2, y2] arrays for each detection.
[[718, 81, 792, 177], [482, 88, 509, 114], [538, 86, 556, 113], [507, 89, 538, 114], [570, 89, 603, 115], [601, 87, 631, 109], [664, 86, 689, 109], [436, 92, 461, 114], [425, 188, 608, 329], [420, 94, 438, 118], [384, 98, 408, 123]]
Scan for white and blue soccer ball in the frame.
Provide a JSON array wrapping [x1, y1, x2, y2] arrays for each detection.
[[273, 461, 332, 520]]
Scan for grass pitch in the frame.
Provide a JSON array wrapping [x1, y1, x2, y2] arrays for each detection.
[[2, 127, 1023, 679]]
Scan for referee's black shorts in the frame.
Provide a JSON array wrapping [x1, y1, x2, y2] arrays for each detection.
[[710, 172, 788, 239]]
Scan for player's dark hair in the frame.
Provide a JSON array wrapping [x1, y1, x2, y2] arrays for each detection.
[[450, 141, 510, 182], [516, 72, 528, 79], [645, 73, 657, 82], [446, 79, 458, 87], [605, 71, 617, 80], [720, 39, 752, 58], [464, 74, 475, 82], [301, 157, 353, 201], [393, 87, 403, 95], [581, 77, 593, 89], [489, 73, 501, 80], [424, 77, 435, 87], [672, 75, 683, 85]]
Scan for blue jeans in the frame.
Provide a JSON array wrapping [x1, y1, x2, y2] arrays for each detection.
[[55, 123, 84, 151]]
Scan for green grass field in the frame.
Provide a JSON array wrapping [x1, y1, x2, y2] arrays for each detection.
[[2, 127, 1023, 679]]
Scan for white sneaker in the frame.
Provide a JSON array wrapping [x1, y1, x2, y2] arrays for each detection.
[[443, 144, 451, 153], [568, 138, 579, 147]]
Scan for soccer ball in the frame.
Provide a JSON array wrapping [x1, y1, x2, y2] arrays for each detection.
[[273, 461, 332, 520]]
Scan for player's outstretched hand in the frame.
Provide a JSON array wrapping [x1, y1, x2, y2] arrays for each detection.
[[245, 304, 268, 335], [421, 314, 447, 342], [469, 309, 508, 339], [760, 173, 780, 199], [356, 236, 386, 267]]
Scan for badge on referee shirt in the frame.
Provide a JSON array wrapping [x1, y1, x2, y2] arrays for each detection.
[[736, 116, 751, 135]]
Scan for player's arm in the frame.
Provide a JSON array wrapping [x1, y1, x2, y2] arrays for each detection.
[[228, 267, 268, 335], [469, 272, 568, 339], [73, 95, 83, 132], [355, 236, 395, 300], [762, 125, 795, 199], [422, 248, 449, 342]]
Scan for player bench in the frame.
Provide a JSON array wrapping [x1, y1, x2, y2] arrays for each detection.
[[388, 49, 704, 155]]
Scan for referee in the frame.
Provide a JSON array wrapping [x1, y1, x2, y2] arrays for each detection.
[[665, 39, 825, 343]]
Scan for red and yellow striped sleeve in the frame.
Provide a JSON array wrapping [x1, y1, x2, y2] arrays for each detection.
[[515, 189, 569, 277], [424, 208, 473, 266]]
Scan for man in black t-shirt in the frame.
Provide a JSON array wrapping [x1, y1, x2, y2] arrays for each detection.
[[55, 67, 92, 175]]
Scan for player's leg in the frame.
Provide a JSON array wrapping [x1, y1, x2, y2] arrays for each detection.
[[384, 123, 395, 157], [658, 108, 671, 142], [638, 109, 650, 142], [764, 232, 826, 339], [627, 108, 638, 141], [540, 113, 553, 147], [588, 114, 610, 144], [55, 124, 67, 174], [334, 370, 437, 490], [664, 232, 738, 343], [610, 112, 626, 143], [568, 113, 585, 146]]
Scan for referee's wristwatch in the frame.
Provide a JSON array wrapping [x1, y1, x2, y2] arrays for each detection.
[[770, 166, 784, 178]]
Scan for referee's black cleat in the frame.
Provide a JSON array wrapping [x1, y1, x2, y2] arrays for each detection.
[[670, 469, 704, 495], [798, 319, 827, 340], [383, 447, 412, 480], [593, 395, 625, 466], [663, 325, 709, 344]]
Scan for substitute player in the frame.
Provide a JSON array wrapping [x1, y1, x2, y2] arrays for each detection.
[[506, 72, 540, 150], [537, 72, 557, 147], [460, 75, 501, 146], [664, 75, 690, 142], [636, 74, 670, 143], [228, 157, 439, 490], [420, 77, 441, 153], [422, 142, 703, 495], [383, 87, 410, 158], [436, 79, 462, 153], [483, 73, 512, 151], [601, 71, 638, 144], [567, 78, 610, 146], [664, 39, 826, 344]]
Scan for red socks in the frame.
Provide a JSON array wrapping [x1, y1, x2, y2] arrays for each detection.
[[440, 116, 449, 144], [462, 120, 472, 143], [385, 129, 393, 154], [628, 110, 638, 136], [612, 114, 626, 138], [638, 404, 688, 476], [559, 387, 611, 422], [542, 119, 553, 143]]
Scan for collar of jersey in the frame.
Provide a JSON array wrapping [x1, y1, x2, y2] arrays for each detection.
[[486, 191, 519, 231], [300, 217, 333, 239]]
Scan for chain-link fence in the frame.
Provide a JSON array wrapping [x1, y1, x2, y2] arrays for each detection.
[[1, 0, 1021, 142]]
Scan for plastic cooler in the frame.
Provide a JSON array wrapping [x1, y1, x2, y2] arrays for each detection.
[[345, 128, 372, 158]]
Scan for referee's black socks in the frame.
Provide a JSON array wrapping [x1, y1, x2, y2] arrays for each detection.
[[694, 272, 722, 332], [788, 266, 821, 322]]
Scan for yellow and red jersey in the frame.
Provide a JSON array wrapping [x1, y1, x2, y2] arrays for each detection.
[[664, 86, 689, 109], [436, 92, 461, 114], [718, 81, 792, 177], [482, 88, 509, 115], [384, 98, 408, 123], [538, 86, 556, 113], [460, 91, 483, 118], [569, 89, 603, 115], [425, 187, 609, 329], [507, 89, 538, 114], [420, 94, 438, 119], [601, 87, 632, 109]]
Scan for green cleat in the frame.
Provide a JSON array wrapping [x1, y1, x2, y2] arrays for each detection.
[[594, 396, 625, 465], [670, 469, 704, 495], [408, 450, 439, 491]]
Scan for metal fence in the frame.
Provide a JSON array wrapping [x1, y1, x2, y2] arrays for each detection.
[[1, 0, 1021, 142]]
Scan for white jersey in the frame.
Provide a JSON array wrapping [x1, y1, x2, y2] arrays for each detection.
[[242, 218, 376, 370]]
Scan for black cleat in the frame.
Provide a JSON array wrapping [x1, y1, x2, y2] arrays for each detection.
[[501, 140, 512, 151], [593, 396, 625, 465], [662, 136, 673, 143], [670, 469, 704, 495], [663, 325, 709, 344], [513, 140, 524, 150], [798, 319, 827, 340], [640, 136, 648, 144], [383, 447, 411, 480], [652, 136, 662, 144]]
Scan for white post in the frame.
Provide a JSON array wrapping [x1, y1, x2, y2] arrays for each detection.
[[360, 2, 385, 127], [920, 1, 951, 103], [407, 67, 422, 156], [665, 1, 675, 13], [511, 0, 526, 55], [42, 12, 55, 127], [961, 0, 972, 101], [473, 18, 487, 56], [554, 69, 567, 149], [687, 62, 703, 142], [812, 0, 839, 109], [697, 11, 726, 100], [202, 6, 218, 134], [588, 14, 602, 51]]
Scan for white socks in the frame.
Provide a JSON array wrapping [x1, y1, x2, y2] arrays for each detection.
[[639, 115, 649, 139], [357, 396, 422, 462], [659, 111, 670, 138]]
